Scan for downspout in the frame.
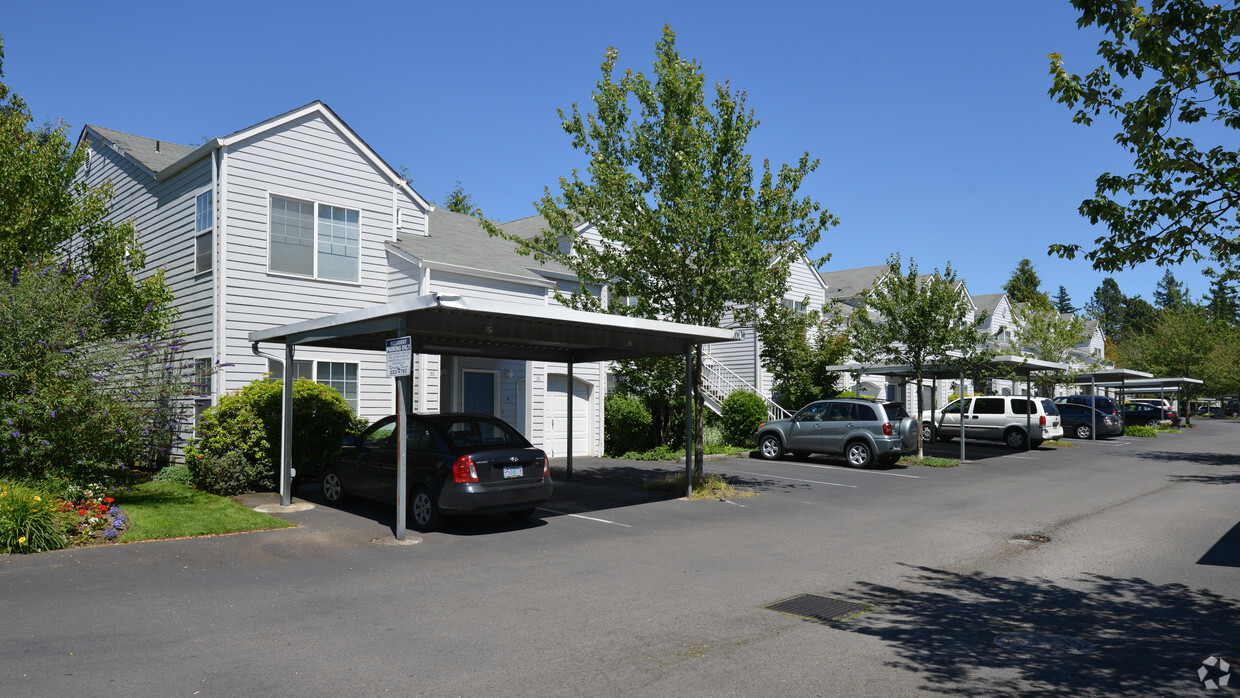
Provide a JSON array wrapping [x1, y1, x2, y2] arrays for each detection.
[[216, 147, 229, 394]]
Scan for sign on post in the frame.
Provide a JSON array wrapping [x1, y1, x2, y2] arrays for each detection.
[[386, 336, 411, 377]]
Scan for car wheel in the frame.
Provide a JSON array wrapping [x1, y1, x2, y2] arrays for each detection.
[[1147, 418, 1161, 427], [845, 440, 874, 468], [1004, 428, 1027, 449], [757, 433, 784, 460], [508, 507, 536, 521], [321, 466, 346, 504], [1075, 423, 1092, 439], [409, 487, 441, 532]]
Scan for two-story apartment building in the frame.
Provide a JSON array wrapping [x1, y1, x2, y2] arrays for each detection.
[[78, 101, 602, 457]]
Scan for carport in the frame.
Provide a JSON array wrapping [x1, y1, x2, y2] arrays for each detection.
[[826, 356, 1068, 460], [1084, 376, 1204, 423], [249, 292, 737, 540], [1069, 368, 1154, 439]]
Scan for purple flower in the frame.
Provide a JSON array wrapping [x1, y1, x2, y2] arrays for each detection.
[[9, 269, 16, 287], [10, 431, 19, 438]]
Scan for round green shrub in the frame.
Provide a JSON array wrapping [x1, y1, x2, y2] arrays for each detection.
[[185, 378, 358, 493], [151, 463, 194, 487], [605, 393, 652, 456], [188, 450, 267, 496], [1124, 425, 1159, 438], [722, 390, 769, 447]]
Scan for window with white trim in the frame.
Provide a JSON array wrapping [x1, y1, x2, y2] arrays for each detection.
[[268, 195, 359, 282], [267, 359, 358, 411], [195, 190, 213, 274]]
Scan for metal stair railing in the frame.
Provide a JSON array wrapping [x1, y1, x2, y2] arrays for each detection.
[[699, 354, 792, 421]]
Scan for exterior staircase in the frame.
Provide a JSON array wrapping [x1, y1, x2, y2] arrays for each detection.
[[700, 354, 792, 421]]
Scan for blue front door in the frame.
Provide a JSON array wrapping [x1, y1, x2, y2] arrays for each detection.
[[463, 371, 496, 415]]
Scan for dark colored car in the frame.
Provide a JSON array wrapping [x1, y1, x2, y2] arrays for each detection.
[[754, 399, 918, 468], [1054, 395, 1122, 426], [1123, 403, 1181, 427], [1055, 402, 1124, 439], [320, 413, 552, 531]]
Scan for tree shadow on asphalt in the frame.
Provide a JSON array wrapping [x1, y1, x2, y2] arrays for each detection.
[[830, 564, 1239, 696], [1136, 450, 1240, 467]]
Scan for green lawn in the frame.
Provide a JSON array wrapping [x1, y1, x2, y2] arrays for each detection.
[[116, 481, 294, 542]]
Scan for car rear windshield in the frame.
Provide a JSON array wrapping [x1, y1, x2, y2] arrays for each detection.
[[434, 417, 529, 449], [882, 402, 909, 419]]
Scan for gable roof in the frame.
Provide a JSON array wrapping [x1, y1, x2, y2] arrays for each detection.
[[819, 264, 891, 300], [80, 102, 432, 210], [81, 125, 196, 178], [388, 208, 574, 287]]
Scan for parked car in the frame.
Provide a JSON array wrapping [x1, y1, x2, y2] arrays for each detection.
[[755, 399, 918, 467], [1054, 395, 1123, 426], [921, 395, 1063, 449], [1122, 403, 1181, 427], [1129, 398, 1172, 412], [1055, 402, 1124, 439], [320, 413, 552, 532]]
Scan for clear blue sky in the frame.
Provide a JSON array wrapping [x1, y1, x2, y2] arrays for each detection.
[[2, 1, 1217, 310]]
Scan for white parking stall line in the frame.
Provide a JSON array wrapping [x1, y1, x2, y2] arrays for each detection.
[[1004, 455, 1037, 460], [538, 508, 632, 528], [724, 469, 858, 488], [781, 461, 926, 479]]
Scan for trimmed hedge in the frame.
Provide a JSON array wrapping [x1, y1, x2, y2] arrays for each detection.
[[722, 390, 768, 447]]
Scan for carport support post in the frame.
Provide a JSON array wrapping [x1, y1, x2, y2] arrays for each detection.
[[395, 375, 407, 541], [1091, 374, 1097, 440], [1026, 373, 1032, 451], [684, 345, 693, 498], [566, 360, 573, 480], [959, 371, 966, 463], [280, 344, 295, 507]]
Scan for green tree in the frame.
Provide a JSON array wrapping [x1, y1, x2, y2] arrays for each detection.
[[1053, 285, 1077, 314], [486, 26, 836, 473], [1086, 277, 1126, 341], [1123, 295, 1158, 338], [755, 299, 849, 409], [1048, 1, 1240, 270], [1119, 306, 1214, 425], [1012, 294, 1091, 393], [0, 36, 170, 335], [441, 180, 481, 216], [1153, 269, 1187, 310], [848, 255, 990, 459], [1003, 258, 1045, 305], [1202, 266, 1240, 326]]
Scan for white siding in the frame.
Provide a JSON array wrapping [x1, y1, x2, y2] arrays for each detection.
[[430, 270, 549, 306]]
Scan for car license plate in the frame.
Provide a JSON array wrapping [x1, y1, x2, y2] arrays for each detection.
[[503, 466, 523, 479]]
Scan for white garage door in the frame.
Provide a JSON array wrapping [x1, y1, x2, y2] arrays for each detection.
[[547, 374, 591, 457]]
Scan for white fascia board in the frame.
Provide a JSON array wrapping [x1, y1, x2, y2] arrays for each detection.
[[153, 139, 221, 182], [424, 259, 556, 289]]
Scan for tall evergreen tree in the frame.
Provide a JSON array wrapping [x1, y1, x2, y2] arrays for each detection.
[[1153, 269, 1187, 310], [1086, 278, 1126, 342], [441, 181, 481, 216], [1003, 258, 1045, 305], [1053, 285, 1076, 314], [1203, 267, 1240, 327]]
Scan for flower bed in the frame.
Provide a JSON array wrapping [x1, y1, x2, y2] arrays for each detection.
[[55, 482, 130, 545]]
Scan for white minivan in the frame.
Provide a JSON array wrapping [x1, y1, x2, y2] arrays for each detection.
[[920, 395, 1063, 449]]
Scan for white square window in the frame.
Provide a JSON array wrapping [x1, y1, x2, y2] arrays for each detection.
[[317, 362, 358, 411], [268, 196, 359, 282], [194, 190, 213, 274]]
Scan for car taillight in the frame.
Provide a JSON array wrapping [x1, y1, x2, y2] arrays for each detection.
[[542, 454, 550, 477], [882, 422, 894, 436], [1167, 411, 1177, 418], [1040, 415, 1046, 426], [452, 455, 479, 483]]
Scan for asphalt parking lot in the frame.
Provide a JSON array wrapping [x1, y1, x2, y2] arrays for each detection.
[[3, 421, 1238, 696]]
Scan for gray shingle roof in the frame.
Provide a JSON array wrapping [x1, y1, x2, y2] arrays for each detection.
[[972, 293, 1006, 315], [389, 208, 573, 283], [84, 125, 195, 174], [819, 264, 891, 300]]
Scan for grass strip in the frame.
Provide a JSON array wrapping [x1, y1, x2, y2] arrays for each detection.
[[1043, 439, 1078, 448], [898, 456, 959, 467], [644, 471, 758, 499], [116, 481, 294, 542]]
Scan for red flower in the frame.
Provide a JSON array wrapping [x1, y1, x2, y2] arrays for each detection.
[[97, 504, 107, 512], [78, 509, 88, 516], [103, 497, 114, 503]]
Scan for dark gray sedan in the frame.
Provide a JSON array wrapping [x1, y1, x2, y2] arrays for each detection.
[[320, 413, 552, 532], [755, 399, 918, 467]]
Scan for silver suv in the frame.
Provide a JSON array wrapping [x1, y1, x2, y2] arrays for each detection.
[[755, 399, 918, 467], [921, 395, 1063, 449]]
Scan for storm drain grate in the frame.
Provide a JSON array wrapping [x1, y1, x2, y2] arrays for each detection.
[[763, 594, 873, 624]]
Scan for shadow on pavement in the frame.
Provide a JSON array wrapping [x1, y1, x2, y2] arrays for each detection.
[[834, 564, 1240, 696]]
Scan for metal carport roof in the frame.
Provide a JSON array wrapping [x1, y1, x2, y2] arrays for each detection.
[[249, 293, 739, 540]]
